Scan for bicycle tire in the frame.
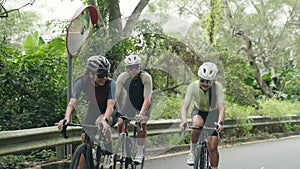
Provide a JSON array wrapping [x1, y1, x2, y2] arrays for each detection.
[[199, 146, 209, 169], [194, 146, 200, 169], [96, 145, 103, 169], [69, 144, 90, 169], [125, 138, 135, 169]]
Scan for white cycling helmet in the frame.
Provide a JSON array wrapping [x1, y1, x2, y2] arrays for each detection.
[[197, 62, 218, 80], [124, 54, 141, 66], [86, 55, 111, 72]]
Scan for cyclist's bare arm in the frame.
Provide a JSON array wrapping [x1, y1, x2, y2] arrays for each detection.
[[58, 98, 77, 131], [216, 102, 225, 133], [136, 95, 151, 122], [180, 101, 190, 131]]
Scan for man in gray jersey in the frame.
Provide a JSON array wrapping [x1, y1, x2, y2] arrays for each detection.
[[115, 54, 153, 164]]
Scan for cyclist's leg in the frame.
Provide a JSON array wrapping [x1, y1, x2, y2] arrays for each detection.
[[79, 132, 93, 169], [135, 106, 151, 164], [208, 136, 219, 168], [207, 109, 220, 169], [191, 107, 206, 151], [136, 108, 150, 146], [187, 107, 206, 165]]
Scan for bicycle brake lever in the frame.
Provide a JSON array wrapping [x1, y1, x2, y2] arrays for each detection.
[[137, 122, 143, 131], [61, 119, 68, 139], [180, 123, 187, 140]]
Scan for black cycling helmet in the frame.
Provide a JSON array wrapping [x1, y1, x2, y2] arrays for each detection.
[[86, 55, 111, 73]]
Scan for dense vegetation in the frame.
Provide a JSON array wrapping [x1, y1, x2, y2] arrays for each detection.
[[0, 0, 299, 167]]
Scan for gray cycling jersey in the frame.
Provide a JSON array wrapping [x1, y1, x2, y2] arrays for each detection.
[[72, 77, 117, 125]]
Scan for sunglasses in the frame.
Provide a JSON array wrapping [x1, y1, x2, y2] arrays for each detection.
[[96, 71, 108, 79], [200, 78, 212, 84], [126, 64, 140, 70]]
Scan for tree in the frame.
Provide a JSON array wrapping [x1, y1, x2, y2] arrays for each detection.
[[221, 0, 300, 99]]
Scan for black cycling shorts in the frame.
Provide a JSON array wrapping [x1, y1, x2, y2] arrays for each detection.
[[191, 106, 219, 137]]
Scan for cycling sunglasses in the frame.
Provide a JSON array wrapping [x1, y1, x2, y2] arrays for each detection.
[[96, 71, 108, 79], [200, 78, 212, 84], [126, 64, 140, 70]]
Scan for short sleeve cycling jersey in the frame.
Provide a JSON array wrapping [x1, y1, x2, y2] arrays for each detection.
[[184, 80, 224, 112], [116, 71, 152, 111], [71, 77, 116, 114]]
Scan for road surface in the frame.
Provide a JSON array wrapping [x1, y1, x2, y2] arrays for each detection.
[[144, 135, 300, 169]]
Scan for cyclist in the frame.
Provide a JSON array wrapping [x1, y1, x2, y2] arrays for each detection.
[[115, 54, 153, 164], [58, 55, 118, 168], [179, 62, 225, 169]]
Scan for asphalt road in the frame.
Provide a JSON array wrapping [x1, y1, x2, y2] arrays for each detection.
[[143, 135, 300, 169]]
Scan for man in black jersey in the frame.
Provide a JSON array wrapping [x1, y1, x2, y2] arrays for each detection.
[[115, 54, 153, 164]]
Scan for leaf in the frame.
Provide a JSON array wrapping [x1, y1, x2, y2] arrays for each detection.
[[23, 32, 45, 54]]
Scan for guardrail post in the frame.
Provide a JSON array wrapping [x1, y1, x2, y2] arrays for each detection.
[[56, 145, 65, 160]]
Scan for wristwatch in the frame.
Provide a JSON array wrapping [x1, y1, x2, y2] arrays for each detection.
[[218, 121, 224, 126]]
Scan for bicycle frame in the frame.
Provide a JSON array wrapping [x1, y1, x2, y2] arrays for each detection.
[[61, 122, 108, 169], [190, 125, 218, 169], [113, 115, 142, 169]]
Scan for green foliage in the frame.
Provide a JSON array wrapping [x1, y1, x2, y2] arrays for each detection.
[[226, 102, 254, 120], [0, 32, 67, 130], [0, 155, 26, 169], [255, 98, 300, 117], [151, 92, 183, 120], [27, 149, 56, 162], [0, 11, 39, 49], [0, 149, 56, 169], [201, 0, 222, 44]]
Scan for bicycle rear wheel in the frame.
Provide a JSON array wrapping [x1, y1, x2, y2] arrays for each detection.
[[69, 144, 92, 169]]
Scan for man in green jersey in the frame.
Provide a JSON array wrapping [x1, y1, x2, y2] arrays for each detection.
[[180, 62, 226, 169]]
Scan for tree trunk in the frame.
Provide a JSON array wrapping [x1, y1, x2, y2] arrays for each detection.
[[236, 32, 274, 98]]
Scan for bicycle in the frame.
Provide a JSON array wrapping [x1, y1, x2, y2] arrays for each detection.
[[181, 123, 220, 169], [113, 115, 144, 169], [61, 120, 113, 169]]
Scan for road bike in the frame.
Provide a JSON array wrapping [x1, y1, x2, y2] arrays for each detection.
[[190, 124, 220, 169], [113, 115, 144, 169], [181, 123, 220, 169], [61, 120, 113, 169]]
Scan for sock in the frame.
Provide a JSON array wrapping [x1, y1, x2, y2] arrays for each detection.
[[211, 167, 218, 169], [190, 142, 197, 154]]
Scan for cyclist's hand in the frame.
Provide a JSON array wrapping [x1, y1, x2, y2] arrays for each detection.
[[58, 118, 69, 131], [180, 122, 188, 131], [216, 123, 224, 133], [101, 120, 110, 133], [135, 114, 144, 123]]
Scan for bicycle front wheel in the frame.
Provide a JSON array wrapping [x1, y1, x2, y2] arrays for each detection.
[[199, 146, 209, 169], [69, 144, 89, 169], [113, 135, 125, 169], [194, 146, 200, 169]]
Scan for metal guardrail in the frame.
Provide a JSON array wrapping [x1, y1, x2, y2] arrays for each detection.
[[0, 115, 300, 157]]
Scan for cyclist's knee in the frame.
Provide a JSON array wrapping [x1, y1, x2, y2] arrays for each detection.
[[192, 115, 204, 126]]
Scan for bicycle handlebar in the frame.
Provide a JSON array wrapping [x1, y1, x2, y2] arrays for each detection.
[[61, 120, 101, 138], [61, 120, 82, 139], [119, 115, 143, 131]]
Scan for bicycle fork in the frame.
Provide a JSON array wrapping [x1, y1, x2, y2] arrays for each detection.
[[195, 142, 210, 169]]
